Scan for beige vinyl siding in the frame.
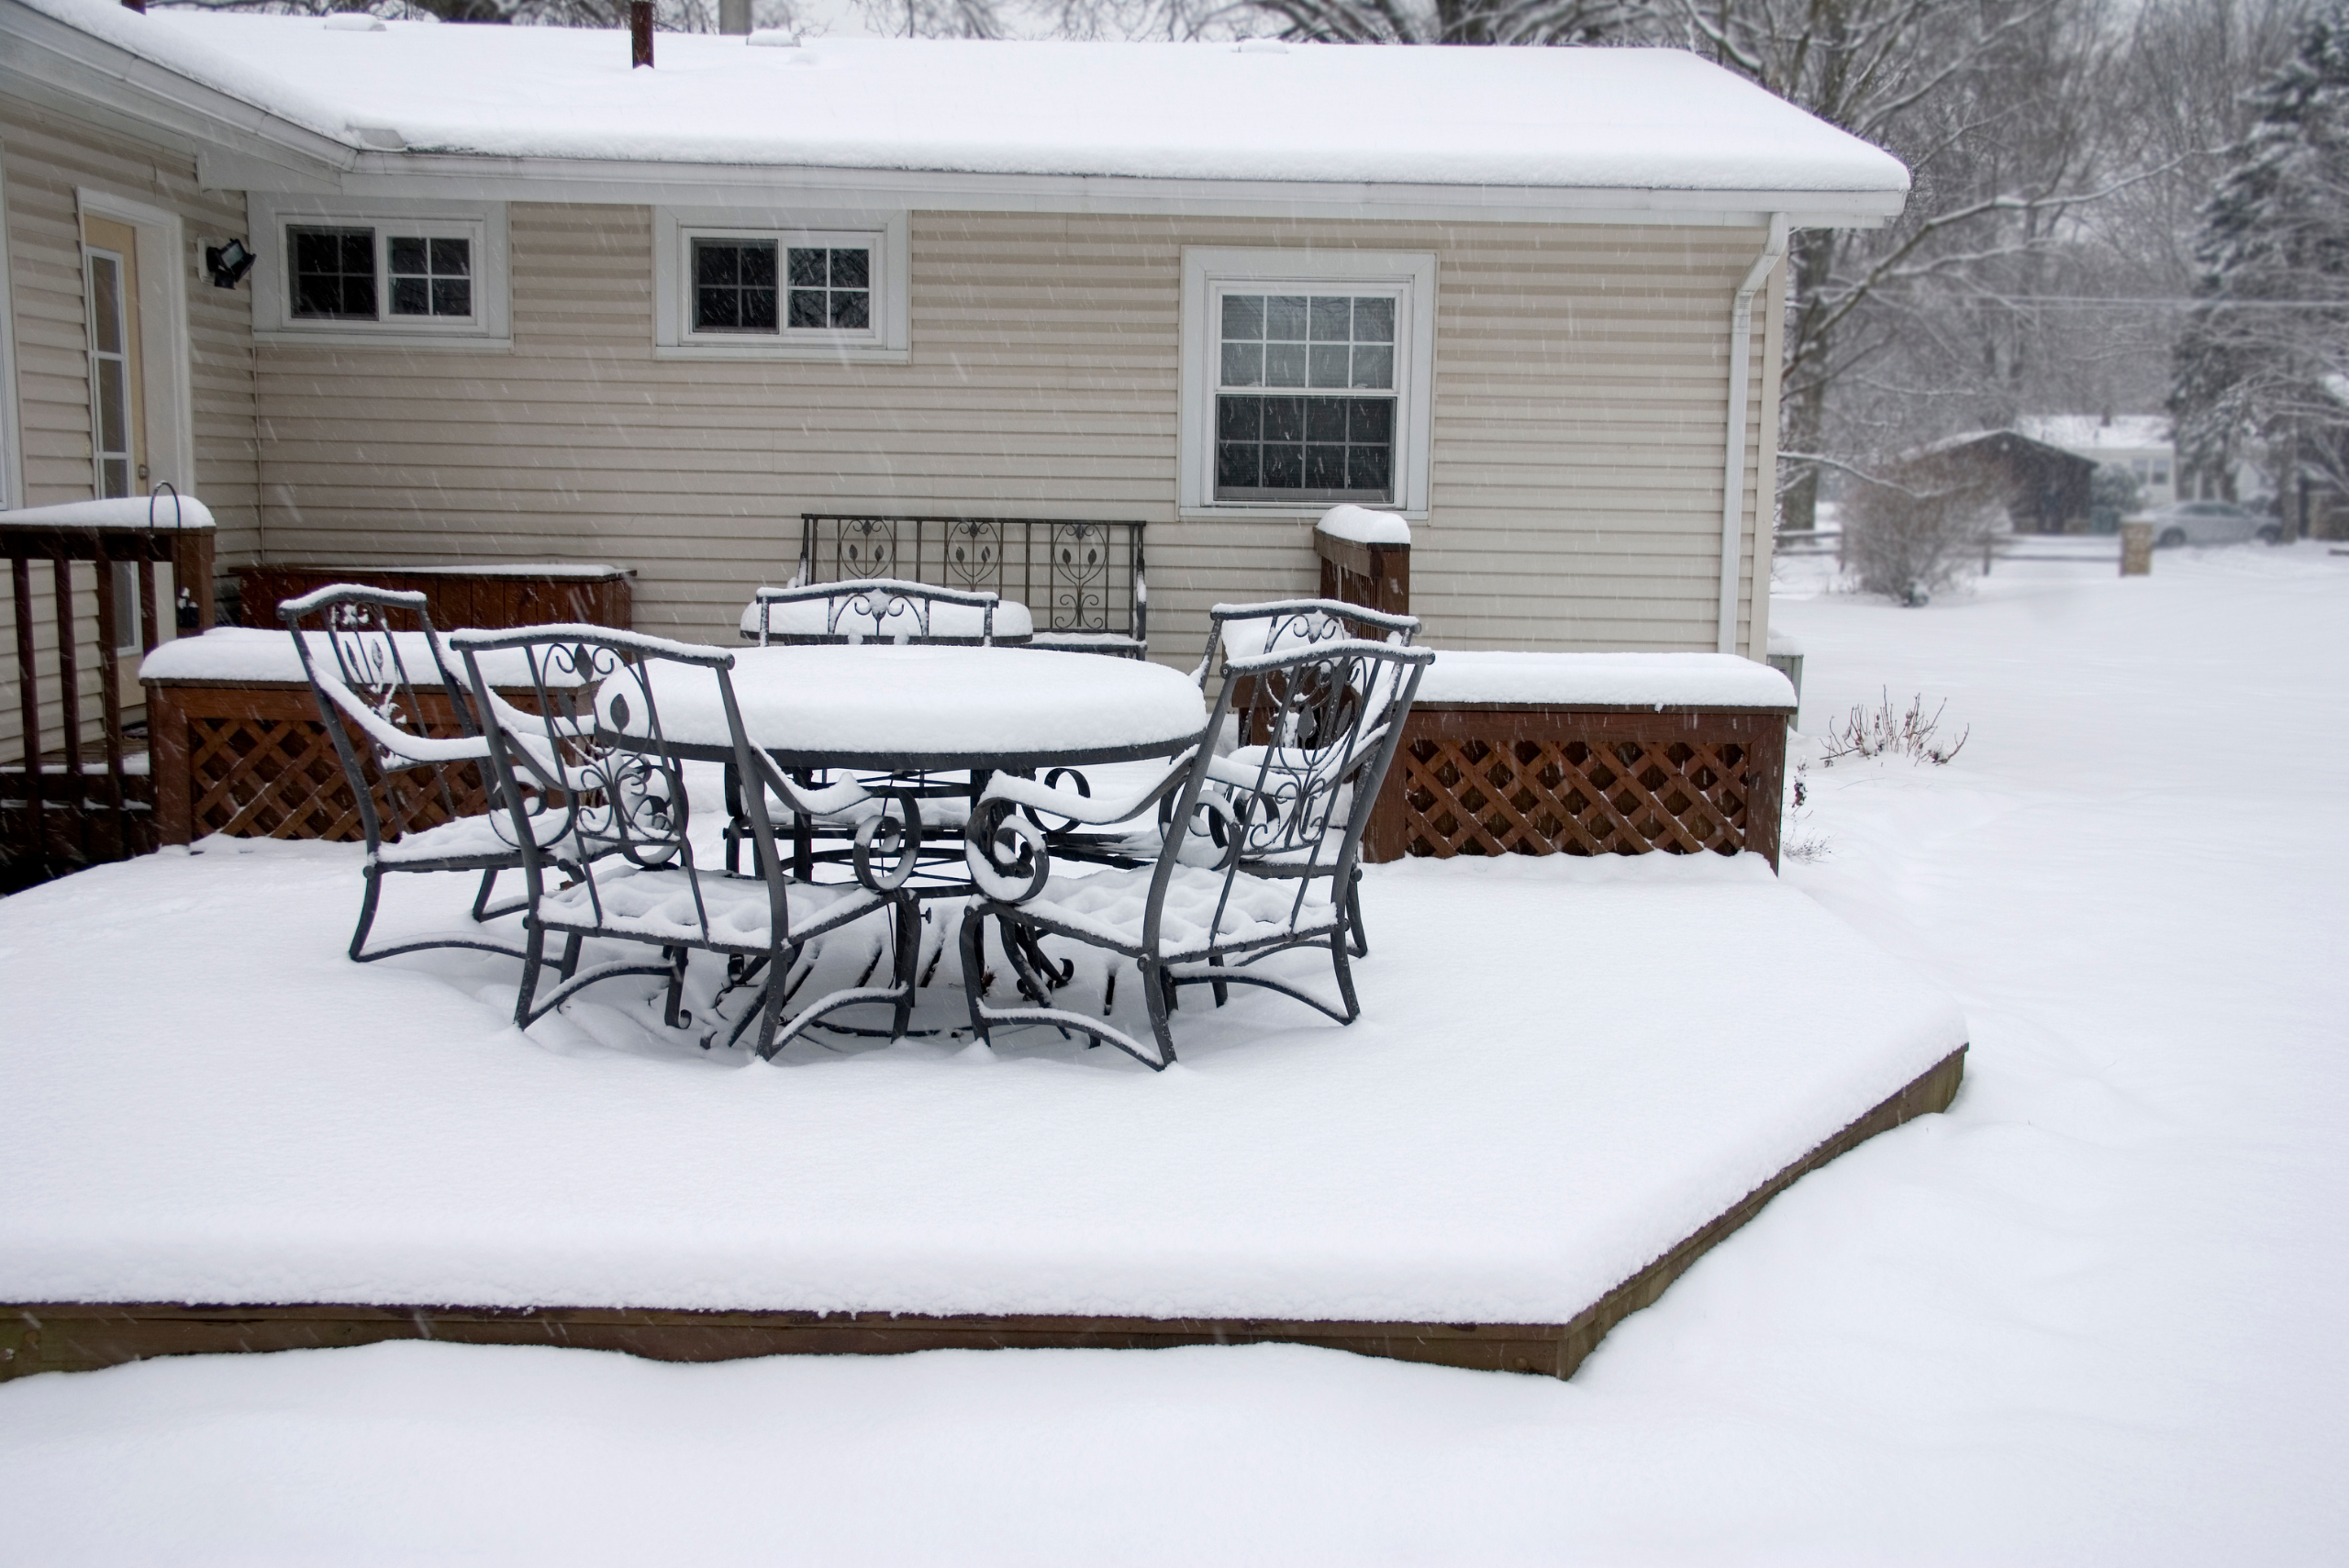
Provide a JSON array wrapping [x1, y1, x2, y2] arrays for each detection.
[[252, 206, 1776, 664], [1, 102, 256, 757]]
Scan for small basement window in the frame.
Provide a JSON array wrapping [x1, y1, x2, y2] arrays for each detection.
[[285, 226, 478, 325], [254, 198, 507, 346], [655, 209, 909, 361]]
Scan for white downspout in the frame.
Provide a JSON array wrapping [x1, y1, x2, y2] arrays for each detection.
[[1718, 214, 1787, 655]]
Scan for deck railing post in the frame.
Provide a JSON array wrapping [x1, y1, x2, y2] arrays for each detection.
[[95, 536, 128, 856], [11, 553, 43, 883], [171, 528, 217, 631], [51, 550, 83, 863]]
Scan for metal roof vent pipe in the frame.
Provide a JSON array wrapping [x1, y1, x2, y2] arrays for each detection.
[[631, 1, 653, 67], [720, 0, 751, 34]]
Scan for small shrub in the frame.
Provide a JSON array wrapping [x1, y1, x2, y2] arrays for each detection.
[[2087, 466, 2144, 533], [1841, 452, 2006, 605], [1819, 690, 1970, 766], [1782, 762, 1831, 862]]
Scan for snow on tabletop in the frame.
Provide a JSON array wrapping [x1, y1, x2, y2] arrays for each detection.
[[0, 495, 215, 530], [736, 596, 1037, 641], [1316, 505, 1411, 546], [138, 628, 577, 688], [634, 644, 1205, 756], [1415, 651, 1797, 708], [32, 0, 1910, 195], [0, 841, 1962, 1323]]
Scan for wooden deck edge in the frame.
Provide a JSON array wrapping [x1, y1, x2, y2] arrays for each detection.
[[0, 1048, 1965, 1384]]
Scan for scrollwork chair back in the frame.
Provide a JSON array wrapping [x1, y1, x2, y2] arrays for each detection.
[[751, 578, 1000, 647]]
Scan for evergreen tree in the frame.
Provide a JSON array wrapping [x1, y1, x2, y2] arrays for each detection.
[[2173, 0, 2349, 510]]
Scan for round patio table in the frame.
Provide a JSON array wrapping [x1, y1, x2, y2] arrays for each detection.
[[634, 644, 1207, 770]]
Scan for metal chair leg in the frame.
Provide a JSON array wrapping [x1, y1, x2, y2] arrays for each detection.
[[514, 922, 546, 1027], [471, 867, 501, 924], [890, 896, 918, 1040], [348, 863, 385, 962], [1141, 958, 1180, 1066], [1344, 866, 1369, 959], [957, 904, 992, 1045], [1328, 927, 1361, 1023]]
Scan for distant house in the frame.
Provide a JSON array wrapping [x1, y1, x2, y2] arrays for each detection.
[[2018, 415, 2175, 507], [1901, 430, 2096, 534], [0, 0, 1909, 701]]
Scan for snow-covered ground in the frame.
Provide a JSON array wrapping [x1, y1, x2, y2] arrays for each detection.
[[4, 543, 2345, 1562]]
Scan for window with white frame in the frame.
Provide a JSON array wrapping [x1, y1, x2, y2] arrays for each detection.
[[1181, 250, 1436, 516], [655, 209, 908, 360], [250, 197, 508, 346]]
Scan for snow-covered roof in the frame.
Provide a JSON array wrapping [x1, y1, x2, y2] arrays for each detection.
[[7, 0, 1909, 209], [2017, 415, 2174, 454]]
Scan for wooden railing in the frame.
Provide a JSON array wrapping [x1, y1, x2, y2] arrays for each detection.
[[1314, 525, 1410, 618], [239, 564, 633, 632], [2, 494, 216, 891]]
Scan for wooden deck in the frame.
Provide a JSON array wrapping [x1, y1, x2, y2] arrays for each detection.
[[1, 1049, 1962, 1384]]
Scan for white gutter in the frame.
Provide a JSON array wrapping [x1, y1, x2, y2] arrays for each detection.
[[1718, 213, 1788, 656]]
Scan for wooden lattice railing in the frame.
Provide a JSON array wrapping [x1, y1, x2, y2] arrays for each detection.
[[3, 497, 217, 890], [1364, 707, 1788, 869], [149, 683, 490, 847]]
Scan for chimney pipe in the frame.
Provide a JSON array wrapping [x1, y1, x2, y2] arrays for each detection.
[[630, 2, 653, 67], [720, 0, 751, 34]]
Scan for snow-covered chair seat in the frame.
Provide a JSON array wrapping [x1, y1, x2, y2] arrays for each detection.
[[535, 862, 884, 951], [1014, 862, 1340, 961], [453, 624, 926, 1059], [959, 634, 1433, 1070]]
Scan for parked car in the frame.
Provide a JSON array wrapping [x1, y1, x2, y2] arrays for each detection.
[[2138, 500, 2280, 548]]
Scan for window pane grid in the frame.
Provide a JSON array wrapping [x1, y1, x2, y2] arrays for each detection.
[[786, 247, 872, 331], [388, 233, 473, 318], [289, 226, 376, 320], [1215, 289, 1397, 503], [693, 239, 779, 332]]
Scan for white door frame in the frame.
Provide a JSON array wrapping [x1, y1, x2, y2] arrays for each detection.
[[0, 141, 25, 508], [75, 186, 192, 498]]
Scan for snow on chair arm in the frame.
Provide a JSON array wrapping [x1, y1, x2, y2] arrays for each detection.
[[305, 662, 491, 767]]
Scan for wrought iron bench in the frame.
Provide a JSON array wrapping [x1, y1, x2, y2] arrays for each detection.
[[790, 514, 1146, 658]]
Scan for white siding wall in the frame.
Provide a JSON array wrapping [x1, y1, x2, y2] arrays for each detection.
[[251, 206, 1779, 666], [1, 102, 257, 756]]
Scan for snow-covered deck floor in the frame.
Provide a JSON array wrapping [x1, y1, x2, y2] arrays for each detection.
[[0, 840, 1962, 1345]]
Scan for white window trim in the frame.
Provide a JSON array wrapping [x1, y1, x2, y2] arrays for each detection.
[[75, 188, 193, 498], [654, 207, 909, 362], [1180, 247, 1436, 520], [248, 195, 510, 349]]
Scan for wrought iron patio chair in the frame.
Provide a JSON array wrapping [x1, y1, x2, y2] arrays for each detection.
[[1191, 597, 1420, 693], [960, 636, 1433, 1070], [454, 625, 924, 1057], [282, 584, 577, 966], [1189, 599, 1420, 955], [735, 577, 1007, 884], [749, 578, 1001, 647]]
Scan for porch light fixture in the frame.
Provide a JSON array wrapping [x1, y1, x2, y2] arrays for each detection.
[[206, 238, 255, 289]]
